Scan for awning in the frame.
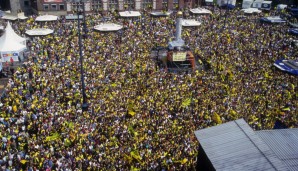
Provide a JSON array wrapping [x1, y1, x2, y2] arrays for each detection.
[[182, 19, 201, 27], [25, 28, 54, 36], [190, 8, 212, 14], [119, 11, 141, 17], [94, 23, 123, 31], [35, 15, 58, 21]]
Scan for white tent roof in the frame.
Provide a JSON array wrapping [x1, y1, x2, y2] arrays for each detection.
[[182, 19, 202, 27], [1, 15, 18, 20], [119, 11, 141, 17], [190, 8, 212, 14], [241, 8, 262, 14], [25, 28, 54, 36], [4, 22, 26, 43], [35, 15, 58, 21], [94, 23, 123, 31], [150, 11, 172, 16], [0, 32, 26, 52]]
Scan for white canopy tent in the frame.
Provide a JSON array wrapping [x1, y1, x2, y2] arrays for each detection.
[[25, 28, 54, 36], [94, 23, 123, 32], [35, 15, 58, 22], [182, 19, 201, 27], [119, 11, 141, 17], [150, 11, 172, 16], [190, 8, 212, 15], [241, 8, 262, 14], [0, 33, 26, 62], [1, 15, 18, 21], [0, 22, 27, 62], [5, 22, 26, 45]]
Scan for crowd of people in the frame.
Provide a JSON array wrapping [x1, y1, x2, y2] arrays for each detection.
[[0, 6, 297, 170]]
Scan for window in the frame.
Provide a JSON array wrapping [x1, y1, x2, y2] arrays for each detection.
[[44, 4, 49, 10], [124, 0, 134, 10], [92, 0, 102, 11], [59, 4, 65, 10], [108, 0, 118, 10], [142, 0, 152, 9], [162, 0, 168, 9], [24, 1, 29, 7], [51, 4, 57, 10], [173, 0, 179, 9], [72, 2, 84, 12]]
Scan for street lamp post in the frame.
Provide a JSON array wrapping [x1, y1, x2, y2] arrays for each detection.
[[70, 0, 89, 111]]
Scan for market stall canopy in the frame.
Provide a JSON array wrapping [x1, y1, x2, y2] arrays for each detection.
[[4, 22, 26, 44], [190, 8, 212, 14], [241, 8, 262, 14], [0, 26, 4, 30], [25, 28, 54, 36], [94, 23, 123, 31], [182, 19, 201, 27], [289, 28, 298, 35], [35, 15, 58, 21], [260, 16, 286, 23], [150, 11, 172, 17], [1, 15, 18, 20], [274, 59, 298, 75], [119, 11, 141, 17]]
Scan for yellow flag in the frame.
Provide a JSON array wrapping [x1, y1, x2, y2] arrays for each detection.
[[212, 113, 222, 124]]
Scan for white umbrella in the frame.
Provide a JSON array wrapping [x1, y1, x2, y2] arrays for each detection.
[[25, 28, 54, 36], [119, 11, 141, 17], [94, 23, 123, 32], [182, 19, 201, 27], [35, 15, 58, 22]]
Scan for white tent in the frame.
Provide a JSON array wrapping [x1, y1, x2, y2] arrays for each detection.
[[190, 8, 212, 14], [242, 0, 253, 9], [119, 11, 141, 17], [182, 19, 201, 27], [94, 23, 123, 31], [0, 33, 26, 62], [0, 22, 27, 62], [1, 15, 18, 20], [241, 8, 262, 14], [25, 28, 54, 36], [5, 22, 26, 45], [35, 15, 58, 21]]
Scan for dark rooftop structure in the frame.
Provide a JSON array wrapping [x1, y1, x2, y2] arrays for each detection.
[[194, 119, 298, 171]]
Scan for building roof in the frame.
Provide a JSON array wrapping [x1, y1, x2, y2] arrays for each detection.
[[195, 119, 290, 171], [256, 129, 298, 171]]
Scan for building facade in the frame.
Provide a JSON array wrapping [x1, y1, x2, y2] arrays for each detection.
[[29, 0, 200, 15]]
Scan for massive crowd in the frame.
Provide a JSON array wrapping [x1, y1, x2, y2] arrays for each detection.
[[0, 6, 297, 170]]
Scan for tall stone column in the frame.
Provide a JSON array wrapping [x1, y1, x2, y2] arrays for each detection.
[[10, 0, 21, 15]]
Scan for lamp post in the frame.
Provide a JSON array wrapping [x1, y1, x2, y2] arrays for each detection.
[[69, 0, 89, 111]]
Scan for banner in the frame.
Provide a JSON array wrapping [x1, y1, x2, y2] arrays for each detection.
[[173, 52, 186, 61], [1, 52, 19, 62]]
